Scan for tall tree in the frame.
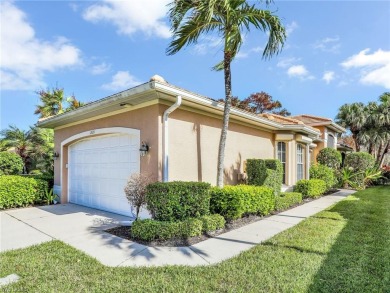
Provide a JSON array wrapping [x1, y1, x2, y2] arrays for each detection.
[[35, 88, 85, 118], [335, 103, 367, 152], [167, 0, 285, 187]]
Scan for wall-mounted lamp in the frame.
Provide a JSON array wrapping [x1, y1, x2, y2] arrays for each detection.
[[139, 142, 149, 157], [53, 152, 60, 160]]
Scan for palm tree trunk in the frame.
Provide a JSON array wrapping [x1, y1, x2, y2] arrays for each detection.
[[216, 52, 232, 188], [352, 132, 360, 152], [376, 142, 384, 165], [378, 141, 390, 167]]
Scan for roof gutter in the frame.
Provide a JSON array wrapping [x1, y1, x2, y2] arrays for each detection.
[[163, 95, 182, 182]]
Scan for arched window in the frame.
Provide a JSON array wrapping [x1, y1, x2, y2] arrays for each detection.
[[297, 144, 304, 181], [277, 142, 286, 184], [327, 134, 335, 148]]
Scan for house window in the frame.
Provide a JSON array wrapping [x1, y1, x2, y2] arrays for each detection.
[[277, 142, 286, 184], [297, 144, 304, 181], [327, 134, 335, 148]]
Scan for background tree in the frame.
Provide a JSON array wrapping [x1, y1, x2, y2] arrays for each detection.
[[35, 88, 85, 118], [124, 173, 153, 220], [0, 125, 53, 174], [167, 0, 285, 187]]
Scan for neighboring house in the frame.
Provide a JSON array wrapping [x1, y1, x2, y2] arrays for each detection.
[[38, 75, 345, 217]]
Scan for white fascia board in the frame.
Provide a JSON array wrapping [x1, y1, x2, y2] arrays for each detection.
[[281, 124, 320, 136], [153, 82, 283, 129]]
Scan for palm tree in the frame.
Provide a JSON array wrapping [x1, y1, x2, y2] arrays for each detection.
[[167, 0, 286, 187], [0, 125, 45, 174], [65, 95, 86, 111], [336, 103, 367, 152], [35, 88, 66, 118]]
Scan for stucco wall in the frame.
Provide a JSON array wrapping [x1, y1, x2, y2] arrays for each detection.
[[53, 104, 161, 201], [167, 108, 275, 185]]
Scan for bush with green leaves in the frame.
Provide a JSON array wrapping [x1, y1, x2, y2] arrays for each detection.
[[146, 181, 211, 221], [294, 179, 327, 198], [210, 185, 274, 220], [131, 218, 203, 241], [0, 152, 23, 175], [316, 148, 342, 169], [246, 159, 267, 186], [263, 159, 283, 195], [275, 192, 303, 211], [344, 152, 375, 173], [310, 164, 336, 191], [0, 175, 48, 209], [199, 214, 225, 233]]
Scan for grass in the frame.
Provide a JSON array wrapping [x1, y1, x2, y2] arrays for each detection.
[[1, 186, 389, 292]]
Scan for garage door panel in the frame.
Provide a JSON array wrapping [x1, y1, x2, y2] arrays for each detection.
[[68, 133, 139, 217]]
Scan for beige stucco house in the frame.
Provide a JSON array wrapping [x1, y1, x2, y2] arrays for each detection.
[[38, 75, 345, 216]]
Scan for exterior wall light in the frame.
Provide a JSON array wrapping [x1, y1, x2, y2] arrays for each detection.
[[53, 152, 60, 160], [139, 142, 149, 157]]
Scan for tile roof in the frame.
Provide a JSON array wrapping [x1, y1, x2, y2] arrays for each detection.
[[291, 114, 332, 125]]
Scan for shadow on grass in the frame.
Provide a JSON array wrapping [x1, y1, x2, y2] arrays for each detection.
[[308, 186, 390, 292]]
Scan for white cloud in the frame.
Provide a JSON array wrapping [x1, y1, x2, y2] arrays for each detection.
[[236, 46, 263, 59], [341, 48, 390, 89], [0, 1, 82, 90], [192, 36, 221, 55], [102, 71, 141, 91], [91, 62, 111, 75], [83, 0, 170, 39], [322, 71, 335, 84], [276, 57, 300, 68], [286, 21, 298, 36], [313, 36, 341, 53], [287, 65, 314, 80]]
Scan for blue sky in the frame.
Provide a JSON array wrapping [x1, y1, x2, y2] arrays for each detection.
[[1, 0, 389, 131]]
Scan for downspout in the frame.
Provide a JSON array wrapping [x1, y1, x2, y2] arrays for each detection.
[[163, 96, 182, 182]]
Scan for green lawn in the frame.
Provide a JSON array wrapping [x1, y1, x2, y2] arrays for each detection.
[[1, 186, 389, 292]]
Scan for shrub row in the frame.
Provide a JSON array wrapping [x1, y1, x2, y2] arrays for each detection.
[[131, 214, 225, 242], [0, 175, 49, 209], [247, 159, 283, 195], [275, 192, 303, 211], [210, 185, 274, 220], [316, 148, 342, 169], [294, 179, 327, 198], [146, 181, 210, 221]]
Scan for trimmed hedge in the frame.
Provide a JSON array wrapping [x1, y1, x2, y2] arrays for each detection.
[[310, 164, 336, 191], [22, 174, 54, 190], [131, 218, 203, 241], [210, 185, 274, 220], [0, 175, 48, 209], [275, 192, 303, 211], [0, 152, 23, 175], [146, 181, 211, 221], [200, 214, 225, 233], [294, 179, 327, 198], [246, 159, 267, 186], [316, 148, 342, 169]]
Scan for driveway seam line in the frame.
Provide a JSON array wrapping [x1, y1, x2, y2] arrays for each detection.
[[4, 212, 56, 240]]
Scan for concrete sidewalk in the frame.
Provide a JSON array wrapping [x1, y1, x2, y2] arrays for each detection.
[[1, 189, 356, 267]]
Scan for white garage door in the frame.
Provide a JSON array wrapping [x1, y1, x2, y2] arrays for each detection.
[[68, 133, 139, 216]]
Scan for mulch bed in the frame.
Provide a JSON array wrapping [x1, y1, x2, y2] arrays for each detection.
[[105, 189, 340, 247]]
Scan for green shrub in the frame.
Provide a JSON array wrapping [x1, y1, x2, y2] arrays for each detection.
[[199, 214, 225, 232], [0, 175, 44, 209], [263, 159, 283, 195], [146, 181, 211, 221], [344, 152, 375, 173], [275, 192, 303, 211], [22, 174, 54, 190], [246, 159, 267, 186], [131, 218, 204, 241], [210, 185, 274, 220], [316, 148, 342, 169], [294, 179, 327, 198], [310, 164, 336, 191], [0, 152, 23, 175]]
